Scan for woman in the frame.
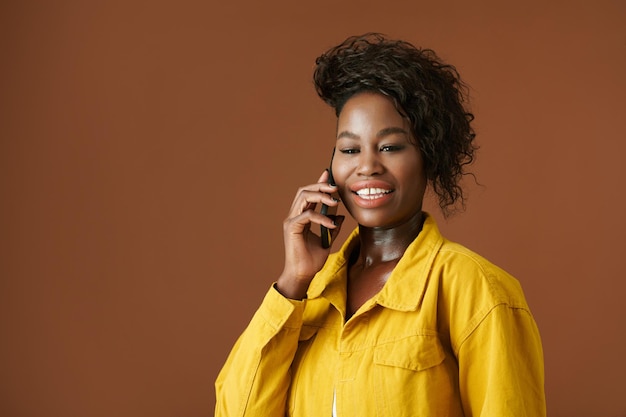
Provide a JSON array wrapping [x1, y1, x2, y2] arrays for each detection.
[[215, 33, 546, 416]]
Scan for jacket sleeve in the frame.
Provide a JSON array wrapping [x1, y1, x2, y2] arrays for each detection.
[[457, 304, 546, 417], [215, 285, 305, 417]]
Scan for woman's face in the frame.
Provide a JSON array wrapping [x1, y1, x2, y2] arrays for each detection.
[[332, 92, 427, 229]]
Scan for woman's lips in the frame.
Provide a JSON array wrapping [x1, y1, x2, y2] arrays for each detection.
[[349, 181, 394, 208]]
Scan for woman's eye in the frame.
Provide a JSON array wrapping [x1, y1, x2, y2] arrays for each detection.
[[339, 148, 359, 154], [381, 145, 404, 152]]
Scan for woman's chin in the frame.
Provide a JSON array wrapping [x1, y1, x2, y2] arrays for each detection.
[[354, 214, 397, 230], [353, 209, 424, 231]]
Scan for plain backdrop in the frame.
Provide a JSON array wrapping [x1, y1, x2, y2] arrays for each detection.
[[1, 1, 625, 416]]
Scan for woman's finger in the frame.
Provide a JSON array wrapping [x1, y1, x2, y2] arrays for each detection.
[[288, 189, 339, 218], [317, 169, 329, 184], [284, 209, 338, 235], [328, 215, 345, 245]]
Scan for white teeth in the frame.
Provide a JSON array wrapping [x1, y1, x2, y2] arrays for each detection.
[[356, 188, 391, 199]]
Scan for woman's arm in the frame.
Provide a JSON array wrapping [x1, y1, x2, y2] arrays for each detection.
[[215, 171, 344, 416], [214, 286, 305, 417], [457, 304, 546, 417]]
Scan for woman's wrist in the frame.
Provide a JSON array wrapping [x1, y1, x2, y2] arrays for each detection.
[[275, 273, 310, 300]]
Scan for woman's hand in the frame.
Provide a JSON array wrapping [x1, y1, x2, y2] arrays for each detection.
[[276, 170, 344, 299]]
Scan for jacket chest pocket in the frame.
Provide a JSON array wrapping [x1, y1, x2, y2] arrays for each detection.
[[372, 334, 457, 416]]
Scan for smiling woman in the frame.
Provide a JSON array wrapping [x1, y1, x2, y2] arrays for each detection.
[[214, 33, 546, 417]]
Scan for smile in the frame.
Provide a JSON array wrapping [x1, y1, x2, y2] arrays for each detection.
[[355, 188, 393, 200]]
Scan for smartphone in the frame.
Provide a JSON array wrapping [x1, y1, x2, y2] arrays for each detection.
[[320, 148, 337, 249]]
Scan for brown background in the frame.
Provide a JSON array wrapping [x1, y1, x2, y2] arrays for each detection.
[[1, 0, 625, 416]]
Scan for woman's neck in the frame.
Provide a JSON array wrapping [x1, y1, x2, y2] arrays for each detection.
[[355, 211, 424, 267]]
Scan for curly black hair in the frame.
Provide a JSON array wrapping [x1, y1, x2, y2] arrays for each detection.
[[313, 33, 477, 216]]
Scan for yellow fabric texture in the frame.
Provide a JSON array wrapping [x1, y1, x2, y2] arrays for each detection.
[[215, 214, 546, 416]]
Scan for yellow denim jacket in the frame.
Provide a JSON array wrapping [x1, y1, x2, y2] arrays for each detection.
[[215, 214, 546, 416]]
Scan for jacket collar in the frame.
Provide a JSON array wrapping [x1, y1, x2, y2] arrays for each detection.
[[306, 213, 444, 312]]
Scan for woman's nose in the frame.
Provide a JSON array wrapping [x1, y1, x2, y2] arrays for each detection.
[[356, 150, 384, 176]]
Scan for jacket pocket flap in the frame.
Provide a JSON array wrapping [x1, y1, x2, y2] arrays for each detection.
[[374, 334, 445, 371]]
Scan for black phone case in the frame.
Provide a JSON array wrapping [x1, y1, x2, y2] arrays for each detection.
[[320, 149, 337, 249]]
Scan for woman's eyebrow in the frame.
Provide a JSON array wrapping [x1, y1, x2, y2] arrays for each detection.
[[337, 130, 360, 140], [376, 126, 408, 138], [337, 126, 408, 140]]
